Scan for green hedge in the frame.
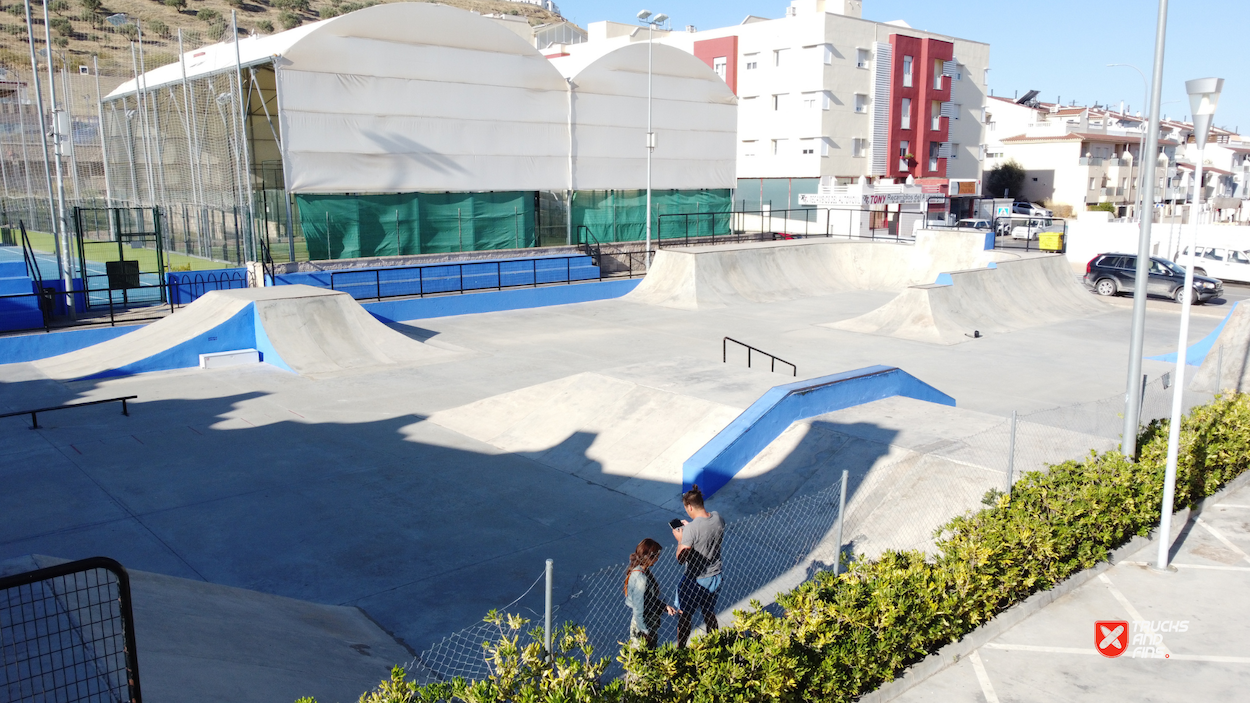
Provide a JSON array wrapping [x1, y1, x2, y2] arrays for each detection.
[[321, 393, 1250, 703]]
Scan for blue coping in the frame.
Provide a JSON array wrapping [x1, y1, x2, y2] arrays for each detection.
[[933, 262, 995, 287], [1148, 300, 1237, 366], [683, 366, 957, 497], [364, 277, 641, 322], [0, 325, 139, 364]]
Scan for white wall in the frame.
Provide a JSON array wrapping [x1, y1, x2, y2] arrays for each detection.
[[1063, 211, 1250, 272]]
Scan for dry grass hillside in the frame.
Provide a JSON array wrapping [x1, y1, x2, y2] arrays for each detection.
[[0, 0, 562, 76]]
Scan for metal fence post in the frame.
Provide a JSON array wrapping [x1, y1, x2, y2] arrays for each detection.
[[833, 469, 848, 575], [544, 558, 553, 662], [1006, 410, 1018, 494]]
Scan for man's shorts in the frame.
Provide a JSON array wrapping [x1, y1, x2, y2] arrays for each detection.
[[676, 573, 721, 616]]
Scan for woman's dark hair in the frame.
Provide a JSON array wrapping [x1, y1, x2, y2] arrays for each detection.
[[623, 538, 662, 594], [682, 484, 705, 508]]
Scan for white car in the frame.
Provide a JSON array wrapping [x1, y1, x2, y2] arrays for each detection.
[[1010, 219, 1060, 240], [1177, 245, 1250, 283], [956, 218, 993, 231]]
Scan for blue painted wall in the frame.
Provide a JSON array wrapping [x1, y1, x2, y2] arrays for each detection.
[[0, 325, 139, 364], [1148, 301, 1237, 366], [364, 278, 640, 322], [683, 366, 956, 497]]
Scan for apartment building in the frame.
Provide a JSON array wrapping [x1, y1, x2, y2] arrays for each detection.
[[553, 0, 990, 215], [985, 94, 1247, 221]]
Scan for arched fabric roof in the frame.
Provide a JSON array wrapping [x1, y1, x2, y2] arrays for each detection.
[[555, 43, 737, 191], [275, 4, 571, 193]]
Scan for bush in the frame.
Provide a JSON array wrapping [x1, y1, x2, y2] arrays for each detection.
[[48, 0, 71, 14], [5, 5, 24, 17], [1087, 202, 1116, 213], [277, 9, 301, 28], [50, 16, 73, 36], [273, 0, 310, 11], [256, 19, 273, 33], [78, 0, 101, 13], [331, 393, 1250, 703], [197, 8, 221, 23], [163, 0, 187, 9], [147, 18, 169, 38]]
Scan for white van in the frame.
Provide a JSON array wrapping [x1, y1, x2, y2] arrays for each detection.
[[1177, 245, 1250, 283]]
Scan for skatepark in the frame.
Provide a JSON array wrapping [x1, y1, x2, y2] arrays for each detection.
[[1, 226, 1238, 701]]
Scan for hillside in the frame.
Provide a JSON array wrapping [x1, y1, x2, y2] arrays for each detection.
[[0, 0, 563, 76]]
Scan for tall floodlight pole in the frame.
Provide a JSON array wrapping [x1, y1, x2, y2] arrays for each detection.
[[23, 0, 59, 279], [1108, 64, 1148, 222], [1156, 78, 1223, 571], [1120, 0, 1169, 459], [638, 9, 666, 270], [40, 1, 73, 314]]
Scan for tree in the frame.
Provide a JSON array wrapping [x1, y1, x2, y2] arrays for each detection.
[[985, 159, 1026, 199], [163, 0, 187, 9], [278, 9, 301, 28]]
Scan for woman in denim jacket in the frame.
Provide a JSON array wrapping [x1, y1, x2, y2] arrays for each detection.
[[623, 538, 664, 648]]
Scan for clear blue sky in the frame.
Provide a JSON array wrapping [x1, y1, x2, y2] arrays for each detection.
[[559, 0, 1247, 134]]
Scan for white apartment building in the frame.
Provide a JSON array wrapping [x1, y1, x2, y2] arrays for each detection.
[[552, 0, 990, 217], [985, 94, 1247, 221]]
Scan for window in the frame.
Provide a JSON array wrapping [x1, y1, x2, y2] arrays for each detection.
[[856, 48, 870, 68], [899, 140, 910, 170], [952, 103, 961, 120], [1120, 177, 1128, 189], [983, 109, 991, 124], [821, 138, 830, 156], [772, 138, 784, 155], [743, 140, 757, 157], [931, 100, 941, 130], [853, 137, 867, 158], [822, 44, 833, 64], [745, 61, 758, 70], [900, 98, 911, 129], [773, 93, 785, 111], [950, 143, 959, 159], [774, 48, 787, 67], [929, 141, 940, 171], [713, 57, 727, 81], [854, 93, 868, 113], [933, 58, 944, 89], [802, 94, 817, 109], [902, 55, 913, 87], [801, 139, 816, 155], [1089, 178, 1096, 190]]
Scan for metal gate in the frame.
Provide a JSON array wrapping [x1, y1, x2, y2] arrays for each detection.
[[73, 208, 166, 311]]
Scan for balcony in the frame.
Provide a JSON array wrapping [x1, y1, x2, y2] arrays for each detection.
[[1100, 187, 1125, 198], [1080, 157, 1104, 166]]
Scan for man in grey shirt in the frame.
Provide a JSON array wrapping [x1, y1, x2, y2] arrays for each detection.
[[668, 484, 725, 647]]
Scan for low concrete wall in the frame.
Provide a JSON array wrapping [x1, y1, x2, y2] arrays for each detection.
[[683, 366, 956, 496], [0, 325, 139, 364], [363, 278, 641, 322]]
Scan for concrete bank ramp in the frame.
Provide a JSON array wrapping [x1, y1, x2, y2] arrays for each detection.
[[31, 285, 452, 380], [0, 555, 411, 703], [1192, 302, 1250, 392], [429, 371, 743, 507], [626, 229, 997, 310], [826, 254, 1110, 344]]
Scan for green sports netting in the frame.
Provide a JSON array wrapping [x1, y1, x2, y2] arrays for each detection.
[[571, 189, 732, 243], [296, 192, 535, 260]]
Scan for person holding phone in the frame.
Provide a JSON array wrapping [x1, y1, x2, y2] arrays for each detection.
[[667, 484, 725, 648], [623, 538, 664, 648]]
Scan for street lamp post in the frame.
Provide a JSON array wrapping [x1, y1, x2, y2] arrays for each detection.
[[1155, 77, 1223, 572], [1108, 64, 1148, 222], [637, 9, 667, 270]]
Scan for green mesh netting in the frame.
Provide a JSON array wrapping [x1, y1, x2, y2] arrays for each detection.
[[571, 189, 732, 243], [296, 192, 535, 260]]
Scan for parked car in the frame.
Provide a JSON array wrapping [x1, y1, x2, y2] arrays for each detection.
[[1083, 253, 1223, 303], [1176, 245, 1250, 284], [1013, 201, 1053, 218], [955, 218, 993, 231], [1010, 218, 1062, 240]]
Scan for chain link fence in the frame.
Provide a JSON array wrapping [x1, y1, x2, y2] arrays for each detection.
[[402, 374, 1215, 685]]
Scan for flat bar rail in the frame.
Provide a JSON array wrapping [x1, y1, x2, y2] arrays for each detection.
[[723, 336, 796, 377], [0, 556, 143, 703], [0, 395, 137, 429]]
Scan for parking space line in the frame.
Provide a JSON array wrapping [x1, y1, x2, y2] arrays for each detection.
[[1121, 560, 1250, 572], [984, 643, 1096, 655], [1170, 654, 1250, 664], [967, 650, 1001, 703], [1197, 518, 1250, 565], [1216, 504, 1250, 509], [1099, 573, 1172, 656]]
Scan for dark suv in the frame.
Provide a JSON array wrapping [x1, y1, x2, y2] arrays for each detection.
[[1084, 253, 1223, 304]]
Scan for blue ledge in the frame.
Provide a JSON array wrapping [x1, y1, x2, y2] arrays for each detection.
[[683, 365, 956, 497], [1148, 300, 1237, 366], [363, 278, 640, 322]]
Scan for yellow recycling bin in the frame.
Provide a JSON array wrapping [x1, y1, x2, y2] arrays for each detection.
[[1039, 232, 1064, 252]]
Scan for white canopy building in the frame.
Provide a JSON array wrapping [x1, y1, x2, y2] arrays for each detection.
[[103, 3, 735, 260]]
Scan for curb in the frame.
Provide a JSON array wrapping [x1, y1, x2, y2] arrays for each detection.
[[860, 469, 1250, 703]]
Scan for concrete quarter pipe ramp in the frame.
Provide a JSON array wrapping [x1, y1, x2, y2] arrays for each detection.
[[827, 254, 1111, 344], [32, 285, 452, 380], [625, 230, 997, 310], [1192, 302, 1250, 392]]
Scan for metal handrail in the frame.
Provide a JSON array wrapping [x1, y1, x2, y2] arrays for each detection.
[[327, 253, 600, 302], [0, 395, 137, 429], [723, 336, 796, 376]]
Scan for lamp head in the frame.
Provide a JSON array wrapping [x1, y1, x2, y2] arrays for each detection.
[[654, 13, 668, 24], [1186, 77, 1224, 149], [637, 9, 652, 20]]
